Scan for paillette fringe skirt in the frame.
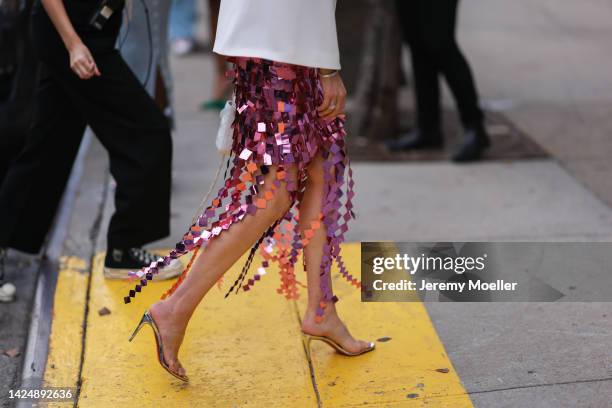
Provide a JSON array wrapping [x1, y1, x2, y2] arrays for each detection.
[[124, 57, 359, 320]]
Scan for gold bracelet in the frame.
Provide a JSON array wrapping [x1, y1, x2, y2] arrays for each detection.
[[320, 70, 339, 78]]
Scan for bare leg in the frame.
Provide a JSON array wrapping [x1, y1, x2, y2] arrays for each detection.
[[298, 153, 371, 353], [150, 164, 297, 376]]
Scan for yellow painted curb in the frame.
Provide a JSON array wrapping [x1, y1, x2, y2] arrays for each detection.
[[43, 256, 89, 407], [44, 244, 473, 407]]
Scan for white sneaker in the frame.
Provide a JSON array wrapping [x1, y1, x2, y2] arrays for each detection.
[[0, 282, 16, 303], [0, 247, 14, 302], [171, 38, 195, 56]]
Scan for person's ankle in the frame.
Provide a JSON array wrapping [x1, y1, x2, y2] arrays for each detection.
[[302, 303, 338, 331], [152, 299, 190, 328], [302, 309, 317, 325], [151, 299, 174, 321]]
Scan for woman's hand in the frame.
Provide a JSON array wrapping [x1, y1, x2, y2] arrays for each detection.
[[68, 42, 101, 80], [39, 0, 100, 79], [317, 70, 346, 121]]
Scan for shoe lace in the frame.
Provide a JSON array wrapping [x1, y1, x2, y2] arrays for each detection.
[[129, 248, 160, 265]]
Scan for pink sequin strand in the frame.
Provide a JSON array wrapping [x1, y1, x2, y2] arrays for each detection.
[[124, 58, 359, 321]]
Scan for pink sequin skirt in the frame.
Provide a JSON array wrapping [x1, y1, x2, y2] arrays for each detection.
[[124, 57, 359, 320]]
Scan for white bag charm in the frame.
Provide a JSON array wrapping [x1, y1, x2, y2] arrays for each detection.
[[216, 99, 236, 155], [192, 98, 236, 225]]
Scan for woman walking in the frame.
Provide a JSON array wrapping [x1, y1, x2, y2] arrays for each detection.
[[127, 0, 375, 382]]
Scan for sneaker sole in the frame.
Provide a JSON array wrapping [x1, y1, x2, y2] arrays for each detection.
[[103, 260, 184, 281]]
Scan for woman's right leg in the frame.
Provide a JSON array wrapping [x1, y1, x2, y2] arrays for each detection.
[[150, 164, 298, 376]]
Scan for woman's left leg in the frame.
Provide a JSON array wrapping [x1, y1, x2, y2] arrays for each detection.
[[298, 153, 371, 354], [149, 164, 298, 377]]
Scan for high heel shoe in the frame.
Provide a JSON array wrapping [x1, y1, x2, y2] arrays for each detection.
[[129, 311, 189, 382], [302, 332, 376, 358]]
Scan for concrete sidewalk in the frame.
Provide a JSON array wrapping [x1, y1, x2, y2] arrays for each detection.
[[461, 0, 612, 210]]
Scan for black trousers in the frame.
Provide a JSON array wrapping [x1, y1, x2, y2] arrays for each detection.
[[0, 0, 36, 186], [0, 4, 172, 254], [396, 0, 483, 133]]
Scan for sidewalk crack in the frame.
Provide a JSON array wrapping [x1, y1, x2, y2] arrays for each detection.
[[290, 300, 323, 408], [74, 168, 111, 407], [467, 376, 612, 395]]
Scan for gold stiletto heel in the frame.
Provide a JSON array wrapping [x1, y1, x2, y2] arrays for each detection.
[[129, 311, 189, 382], [128, 313, 149, 342], [302, 334, 313, 360], [301, 332, 376, 357]]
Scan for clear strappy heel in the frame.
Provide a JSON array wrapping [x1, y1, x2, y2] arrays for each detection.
[[129, 311, 189, 382], [302, 332, 375, 358]]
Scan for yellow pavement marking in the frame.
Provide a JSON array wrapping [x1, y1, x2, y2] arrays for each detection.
[[295, 243, 474, 407], [44, 257, 88, 388], [45, 244, 472, 407], [77, 252, 316, 407]]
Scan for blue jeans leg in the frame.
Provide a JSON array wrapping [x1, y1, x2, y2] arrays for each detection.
[[170, 0, 196, 40]]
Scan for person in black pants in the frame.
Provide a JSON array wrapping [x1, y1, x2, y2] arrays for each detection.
[[0, 0, 182, 284], [0, 0, 36, 187], [0, 0, 37, 301], [387, 0, 490, 162]]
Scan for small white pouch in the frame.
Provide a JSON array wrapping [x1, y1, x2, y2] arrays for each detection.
[[191, 98, 236, 224], [216, 98, 236, 155]]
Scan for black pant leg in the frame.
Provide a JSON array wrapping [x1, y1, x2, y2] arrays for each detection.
[[418, 0, 483, 129], [41, 50, 173, 250], [0, 129, 25, 187], [0, 65, 87, 253], [395, 0, 442, 134]]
